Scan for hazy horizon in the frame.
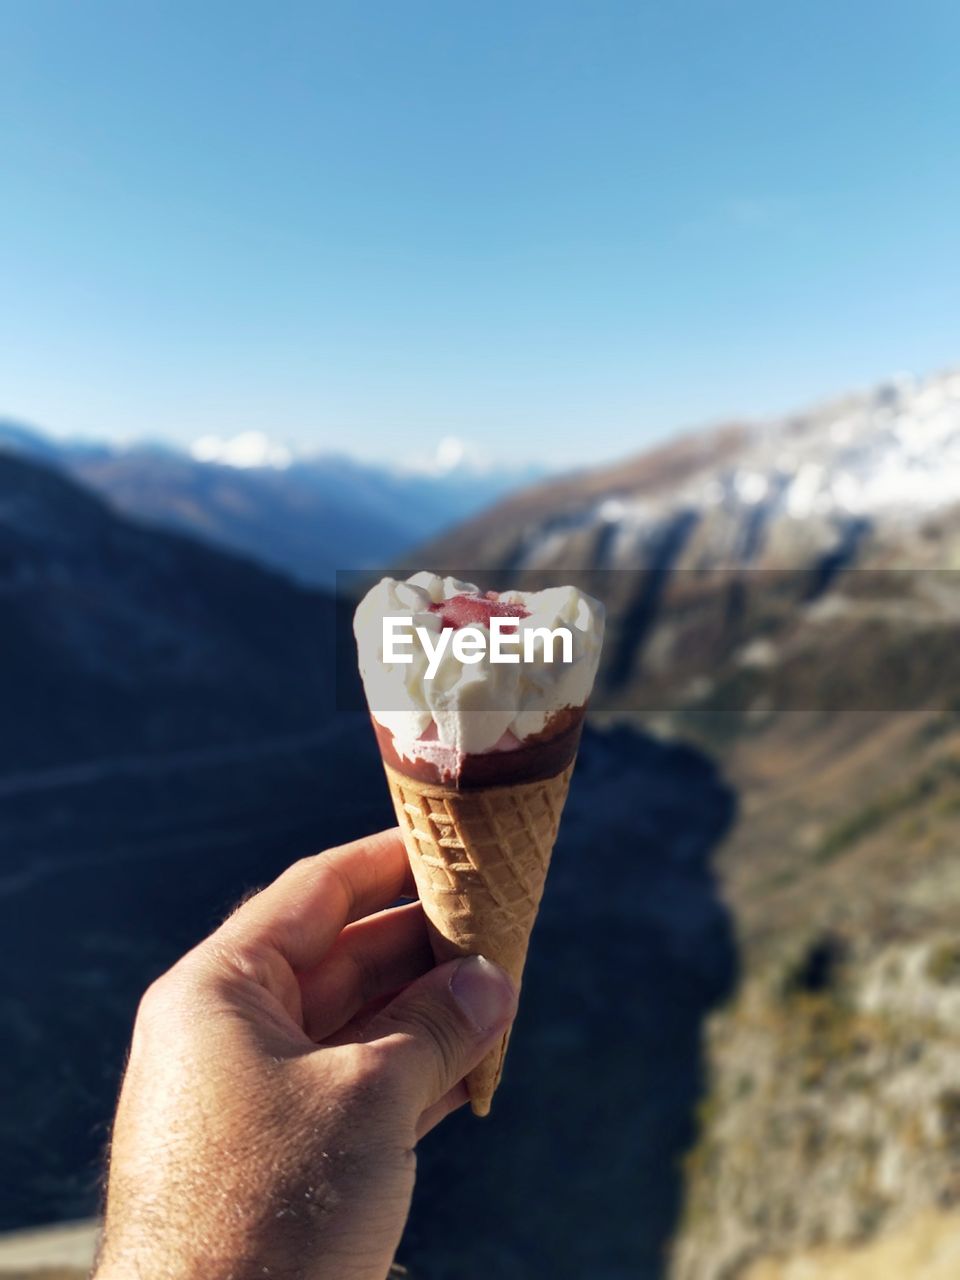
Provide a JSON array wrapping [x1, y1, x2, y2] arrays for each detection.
[[5, 355, 957, 477]]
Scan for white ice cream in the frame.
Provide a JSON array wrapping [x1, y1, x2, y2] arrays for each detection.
[[354, 571, 605, 763]]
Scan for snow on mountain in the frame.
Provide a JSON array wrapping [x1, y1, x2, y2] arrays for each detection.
[[5, 364, 959, 588], [600, 368, 960, 543], [424, 366, 960, 580], [694, 369, 960, 522], [0, 422, 543, 585], [185, 427, 533, 481], [190, 431, 294, 469]]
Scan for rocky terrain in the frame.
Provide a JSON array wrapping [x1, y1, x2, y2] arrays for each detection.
[[418, 366, 960, 1277]]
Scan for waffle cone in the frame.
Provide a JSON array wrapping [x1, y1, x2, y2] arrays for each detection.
[[383, 759, 574, 1116]]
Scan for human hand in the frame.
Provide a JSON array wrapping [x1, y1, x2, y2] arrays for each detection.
[[95, 829, 517, 1280]]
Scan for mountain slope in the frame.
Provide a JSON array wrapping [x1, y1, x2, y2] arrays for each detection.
[[417, 367, 960, 735], [419, 366, 960, 1279], [0, 452, 346, 772], [418, 420, 749, 568], [0, 454, 387, 1227], [421, 369, 960, 576], [1, 454, 742, 1280], [0, 422, 541, 586]]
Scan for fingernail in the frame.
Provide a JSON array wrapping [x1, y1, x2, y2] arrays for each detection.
[[449, 955, 517, 1032]]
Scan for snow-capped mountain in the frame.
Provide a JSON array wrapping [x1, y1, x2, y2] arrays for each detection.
[[421, 365, 960, 730], [593, 369, 960, 555], [425, 366, 960, 578], [0, 422, 542, 586]]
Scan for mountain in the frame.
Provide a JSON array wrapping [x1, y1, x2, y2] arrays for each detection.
[[8, 362, 960, 1274], [0, 452, 347, 772], [423, 368, 960, 570], [418, 366, 960, 1278], [0, 452, 392, 1227], [0, 453, 741, 1280], [0, 422, 542, 587]]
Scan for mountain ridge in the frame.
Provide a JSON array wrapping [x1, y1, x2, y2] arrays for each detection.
[[0, 451, 344, 772], [0, 420, 542, 587], [419, 366, 960, 577]]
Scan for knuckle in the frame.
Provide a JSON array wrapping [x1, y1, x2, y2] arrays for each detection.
[[284, 852, 347, 910], [323, 1043, 397, 1117], [136, 974, 174, 1025], [387, 1001, 465, 1086], [134, 954, 204, 1031], [132, 976, 183, 1053], [256, 854, 323, 908], [338, 1041, 385, 1093], [291, 851, 324, 877]]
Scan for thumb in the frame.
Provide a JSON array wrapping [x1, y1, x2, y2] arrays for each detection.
[[364, 955, 517, 1115]]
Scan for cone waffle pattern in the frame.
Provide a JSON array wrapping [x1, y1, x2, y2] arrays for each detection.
[[384, 760, 574, 1116]]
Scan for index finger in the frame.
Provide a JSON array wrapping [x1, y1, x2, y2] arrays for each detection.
[[217, 828, 413, 973]]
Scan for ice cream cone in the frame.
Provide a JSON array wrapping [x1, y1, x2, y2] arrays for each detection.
[[383, 758, 575, 1115], [354, 572, 604, 1114]]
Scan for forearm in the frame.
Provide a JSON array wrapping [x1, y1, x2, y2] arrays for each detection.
[[96, 1121, 414, 1280]]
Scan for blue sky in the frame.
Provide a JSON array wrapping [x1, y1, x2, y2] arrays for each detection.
[[2, 1, 959, 467]]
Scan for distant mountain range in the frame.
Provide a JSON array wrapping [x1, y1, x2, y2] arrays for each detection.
[[0, 421, 543, 586]]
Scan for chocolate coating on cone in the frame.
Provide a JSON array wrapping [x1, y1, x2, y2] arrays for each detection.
[[383, 759, 574, 1115], [374, 704, 585, 790]]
